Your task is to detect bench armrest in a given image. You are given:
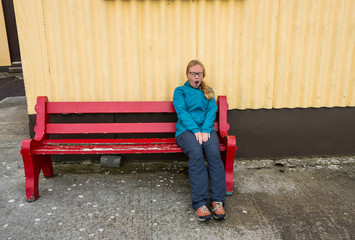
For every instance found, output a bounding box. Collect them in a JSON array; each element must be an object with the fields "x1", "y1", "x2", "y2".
[
  {"x1": 217, "y1": 96, "x2": 230, "y2": 138},
  {"x1": 34, "y1": 96, "x2": 49, "y2": 141},
  {"x1": 221, "y1": 134, "x2": 236, "y2": 149},
  {"x1": 21, "y1": 138, "x2": 43, "y2": 153}
]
